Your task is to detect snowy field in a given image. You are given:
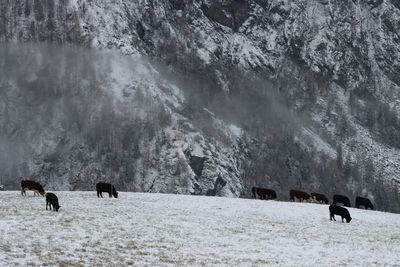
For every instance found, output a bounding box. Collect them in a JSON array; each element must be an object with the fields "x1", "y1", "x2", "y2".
[{"x1": 1, "y1": 192, "x2": 400, "y2": 266}]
